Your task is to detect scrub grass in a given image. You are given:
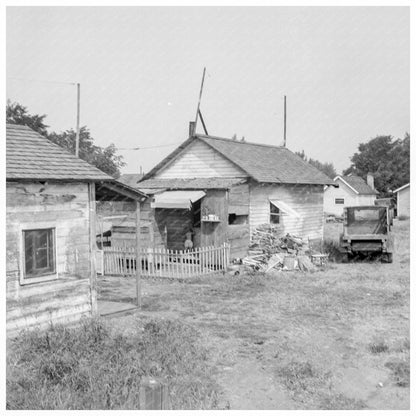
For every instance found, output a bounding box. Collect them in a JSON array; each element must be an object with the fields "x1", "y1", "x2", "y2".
[{"x1": 6, "y1": 318, "x2": 220, "y2": 410}]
